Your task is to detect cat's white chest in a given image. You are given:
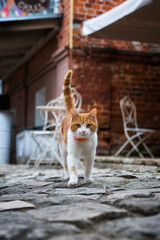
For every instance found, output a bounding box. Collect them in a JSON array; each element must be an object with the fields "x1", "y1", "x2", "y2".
[{"x1": 67, "y1": 129, "x2": 97, "y2": 157}]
